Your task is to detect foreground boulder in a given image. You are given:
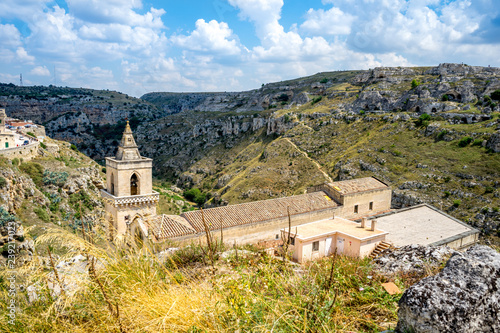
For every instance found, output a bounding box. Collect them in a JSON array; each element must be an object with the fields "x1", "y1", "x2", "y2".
[{"x1": 397, "y1": 245, "x2": 500, "y2": 333}]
